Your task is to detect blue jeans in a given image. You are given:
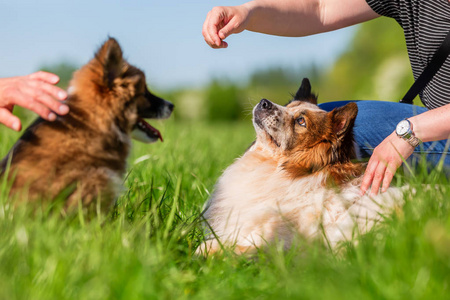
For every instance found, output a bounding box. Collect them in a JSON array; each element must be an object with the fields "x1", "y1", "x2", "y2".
[{"x1": 318, "y1": 100, "x2": 450, "y2": 168}]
